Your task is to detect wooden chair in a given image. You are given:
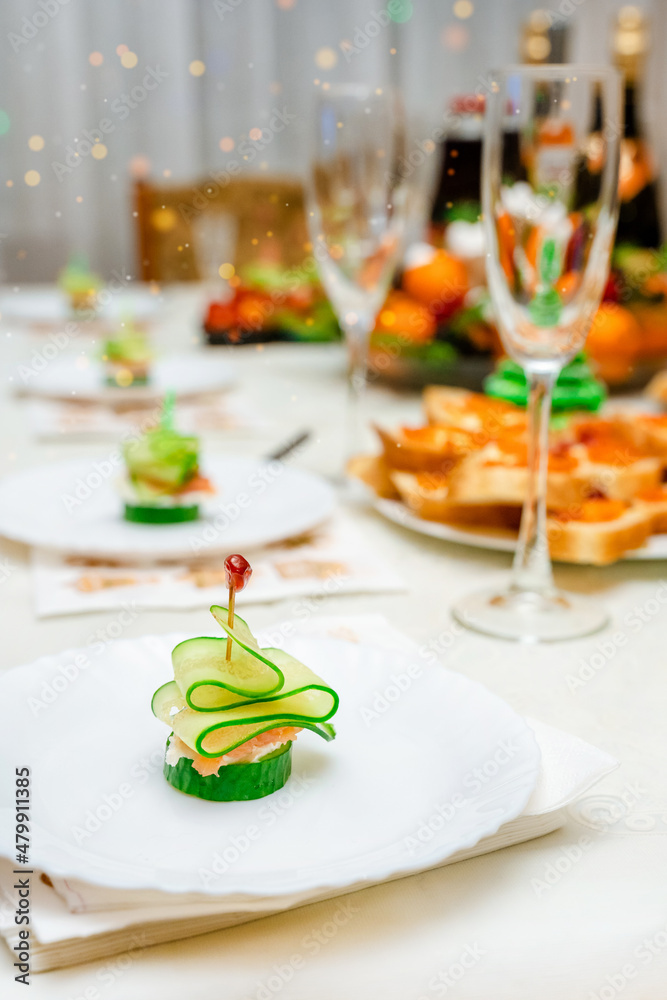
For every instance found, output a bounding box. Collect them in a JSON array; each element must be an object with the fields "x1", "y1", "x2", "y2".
[{"x1": 134, "y1": 175, "x2": 311, "y2": 282}]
